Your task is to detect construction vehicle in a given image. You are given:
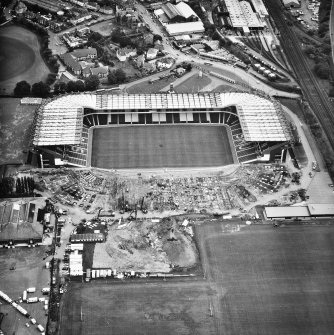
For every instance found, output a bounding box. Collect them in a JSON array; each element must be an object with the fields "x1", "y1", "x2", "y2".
[
  {"x1": 140, "y1": 197, "x2": 148, "y2": 214},
  {"x1": 127, "y1": 207, "x2": 137, "y2": 221}
]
